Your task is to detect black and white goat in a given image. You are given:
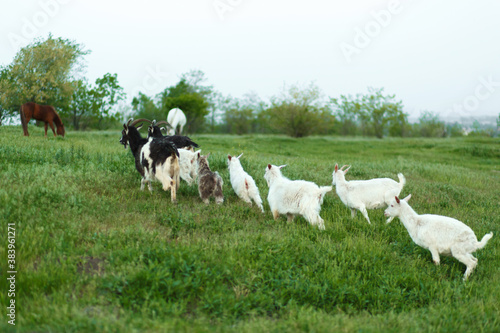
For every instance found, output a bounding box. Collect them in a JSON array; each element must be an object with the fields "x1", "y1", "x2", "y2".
[
  {"x1": 147, "y1": 120, "x2": 199, "y2": 151},
  {"x1": 140, "y1": 135, "x2": 180, "y2": 202},
  {"x1": 119, "y1": 118, "x2": 151, "y2": 182}
]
